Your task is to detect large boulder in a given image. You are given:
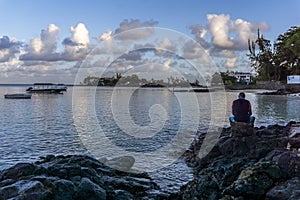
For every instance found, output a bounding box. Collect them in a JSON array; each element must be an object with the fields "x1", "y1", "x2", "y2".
[
  {"x1": 224, "y1": 162, "x2": 285, "y2": 198},
  {"x1": 230, "y1": 121, "x2": 254, "y2": 137}
]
